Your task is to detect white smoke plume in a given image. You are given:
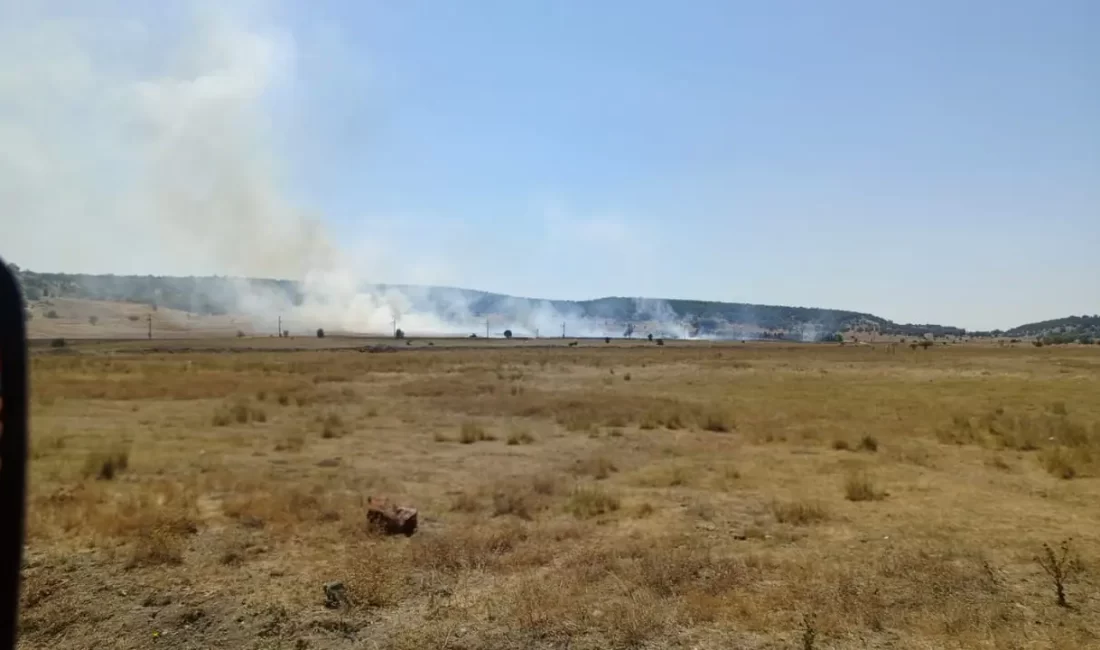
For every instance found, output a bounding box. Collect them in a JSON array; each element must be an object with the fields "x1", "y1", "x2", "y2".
[{"x1": 0, "y1": 1, "x2": 807, "y2": 340}]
